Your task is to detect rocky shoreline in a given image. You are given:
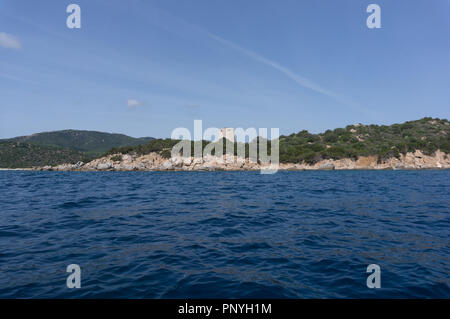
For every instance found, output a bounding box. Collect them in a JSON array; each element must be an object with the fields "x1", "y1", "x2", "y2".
[{"x1": 26, "y1": 149, "x2": 450, "y2": 171}]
